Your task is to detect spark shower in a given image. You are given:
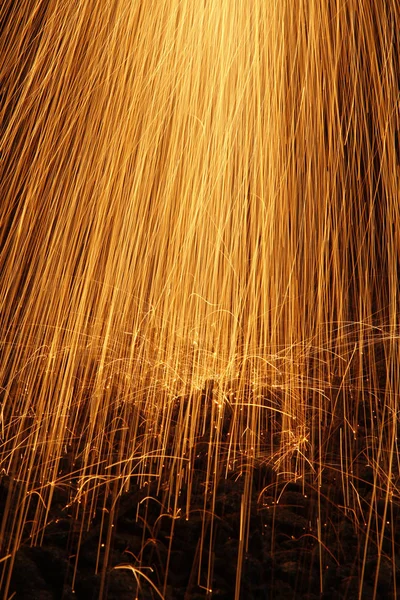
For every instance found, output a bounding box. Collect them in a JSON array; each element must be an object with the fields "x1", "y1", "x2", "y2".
[{"x1": 0, "y1": 1, "x2": 399, "y2": 598}]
